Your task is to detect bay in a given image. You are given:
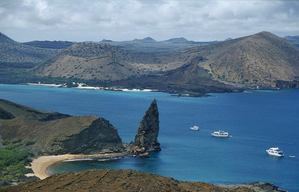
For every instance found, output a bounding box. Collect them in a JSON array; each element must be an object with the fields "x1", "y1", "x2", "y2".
[{"x1": 0, "y1": 84, "x2": 298, "y2": 191}]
